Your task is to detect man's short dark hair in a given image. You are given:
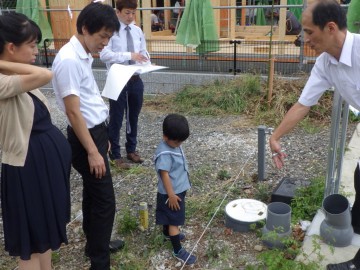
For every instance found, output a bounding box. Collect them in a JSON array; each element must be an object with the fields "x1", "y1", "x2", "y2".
[
  {"x1": 312, "y1": 0, "x2": 347, "y2": 30},
  {"x1": 116, "y1": 0, "x2": 138, "y2": 11},
  {"x1": 77, "y1": 2, "x2": 120, "y2": 35},
  {"x1": 163, "y1": 114, "x2": 190, "y2": 142}
]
